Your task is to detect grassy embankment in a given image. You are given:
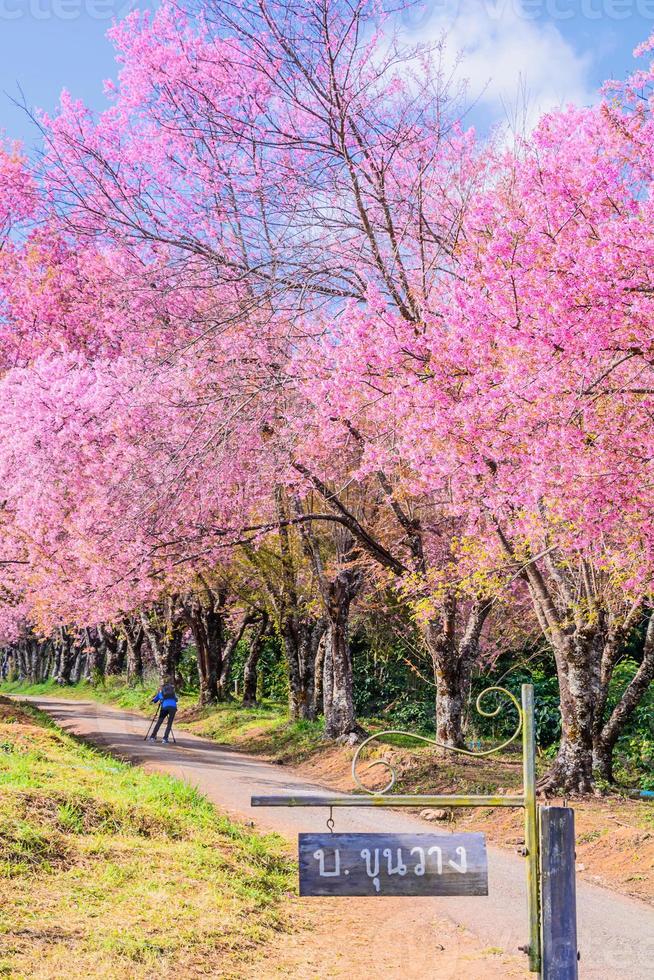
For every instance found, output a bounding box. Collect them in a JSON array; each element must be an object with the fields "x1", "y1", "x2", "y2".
[{"x1": 0, "y1": 695, "x2": 294, "y2": 979}]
